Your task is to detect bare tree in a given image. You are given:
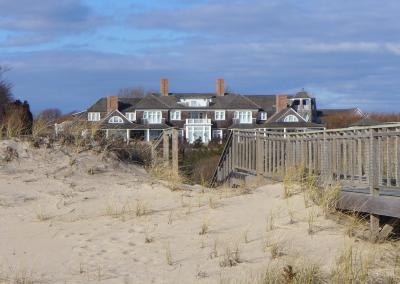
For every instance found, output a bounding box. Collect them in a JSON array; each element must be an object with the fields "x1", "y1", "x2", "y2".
[
  {"x1": 37, "y1": 108, "x2": 62, "y2": 122},
  {"x1": 0, "y1": 66, "x2": 13, "y2": 122},
  {"x1": 118, "y1": 87, "x2": 145, "y2": 98}
]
